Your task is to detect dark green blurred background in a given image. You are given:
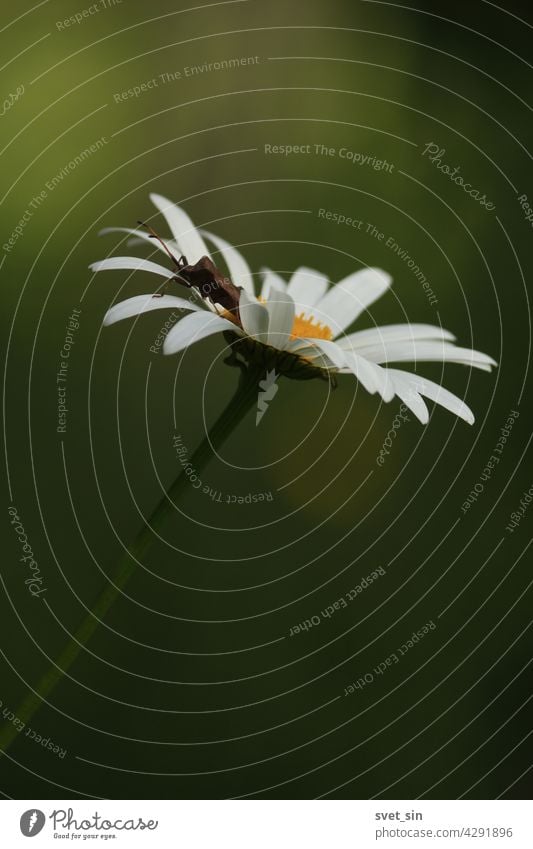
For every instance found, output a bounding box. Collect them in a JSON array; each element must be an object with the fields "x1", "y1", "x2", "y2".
[{"x1": 1, "y1": 0, "x2": 532, "y2": 799}]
